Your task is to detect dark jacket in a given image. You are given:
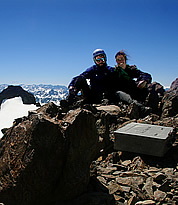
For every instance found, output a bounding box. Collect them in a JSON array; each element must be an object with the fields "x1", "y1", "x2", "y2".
[
  {"x1": 110, "y1": 65, "x2": 152, "y2": 101},
  {"x1": 68, "y1": 64, "x2": 114, "y2": 101},
  {"x1": 112, "y1": 64, "x2": 152, "y2": 85}
]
